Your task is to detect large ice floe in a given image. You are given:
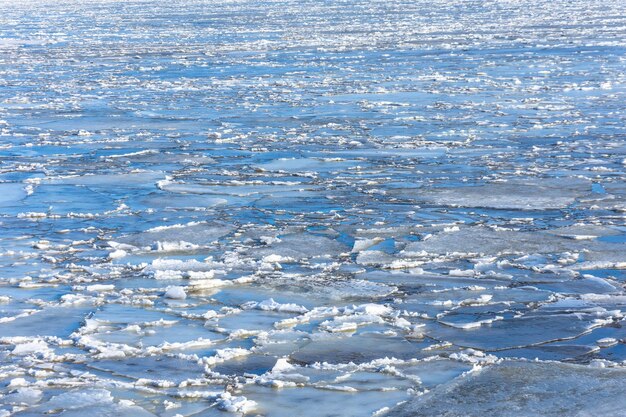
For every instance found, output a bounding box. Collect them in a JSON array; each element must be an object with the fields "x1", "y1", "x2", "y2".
[{"x1": 1, "y1": 0, "x2": 626, "y2": 415}]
